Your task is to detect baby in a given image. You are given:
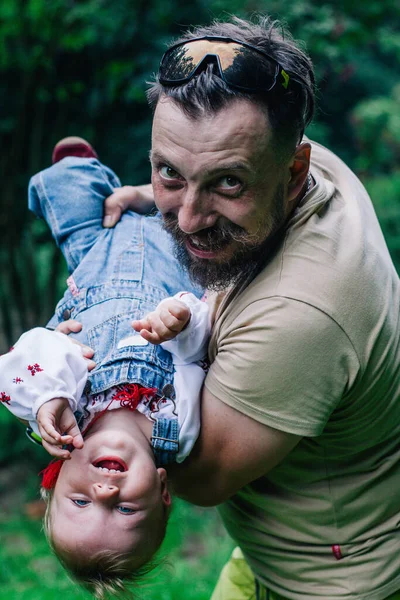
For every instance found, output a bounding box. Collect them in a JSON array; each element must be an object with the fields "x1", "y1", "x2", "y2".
[{"x1": 0, "y1": 138, "x2": 209, "y2": 599}]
